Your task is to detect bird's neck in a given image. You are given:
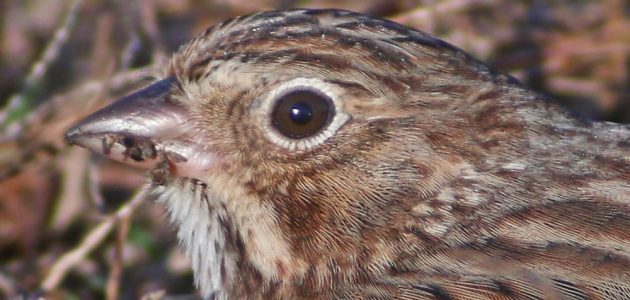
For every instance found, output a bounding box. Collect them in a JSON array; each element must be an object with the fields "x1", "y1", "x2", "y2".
[
  {"x1": 152, "y1": 177, "x2": 307, "y2": 299},
  {"x1": 152, "y1": 179, "x2": 230, "y2": 298}
]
